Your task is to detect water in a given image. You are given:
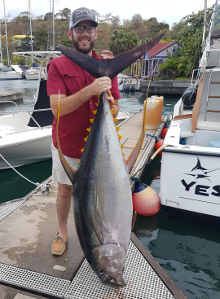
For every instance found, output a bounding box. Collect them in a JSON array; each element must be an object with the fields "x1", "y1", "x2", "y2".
[{"x1": 1, "y1": 81, "x2": 219, "y2": 299}]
